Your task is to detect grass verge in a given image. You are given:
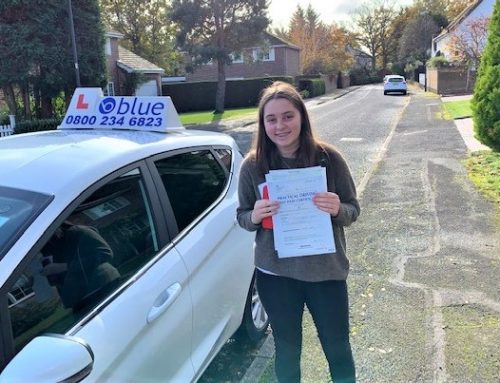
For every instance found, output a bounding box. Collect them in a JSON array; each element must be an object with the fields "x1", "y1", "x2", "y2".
[
  {"x1": 442, "y1": 99, "x2": 472, "y2": 119},
  {"x1": 179, "y1": 107, "x2": 257, "y2": 125},
  {"x1": 463, "y1": 150, "x2": 500, "y2": 212}
]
